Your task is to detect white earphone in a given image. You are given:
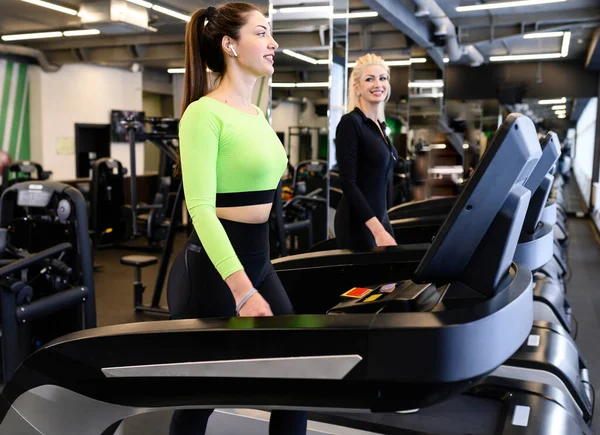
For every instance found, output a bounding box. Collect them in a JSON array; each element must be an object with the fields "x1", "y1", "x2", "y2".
[{"x1": 230, "y1": 46, "x2": 238, "y2": 57}]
